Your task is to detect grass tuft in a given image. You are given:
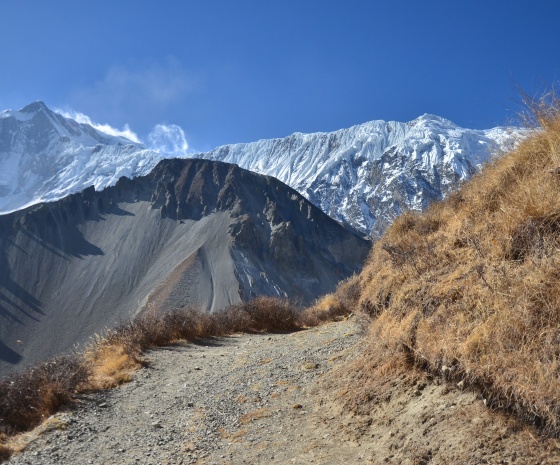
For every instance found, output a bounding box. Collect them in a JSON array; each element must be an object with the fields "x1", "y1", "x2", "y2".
[{"x1": 302, "y1": 275, "x2": 360, "y2": 325}]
